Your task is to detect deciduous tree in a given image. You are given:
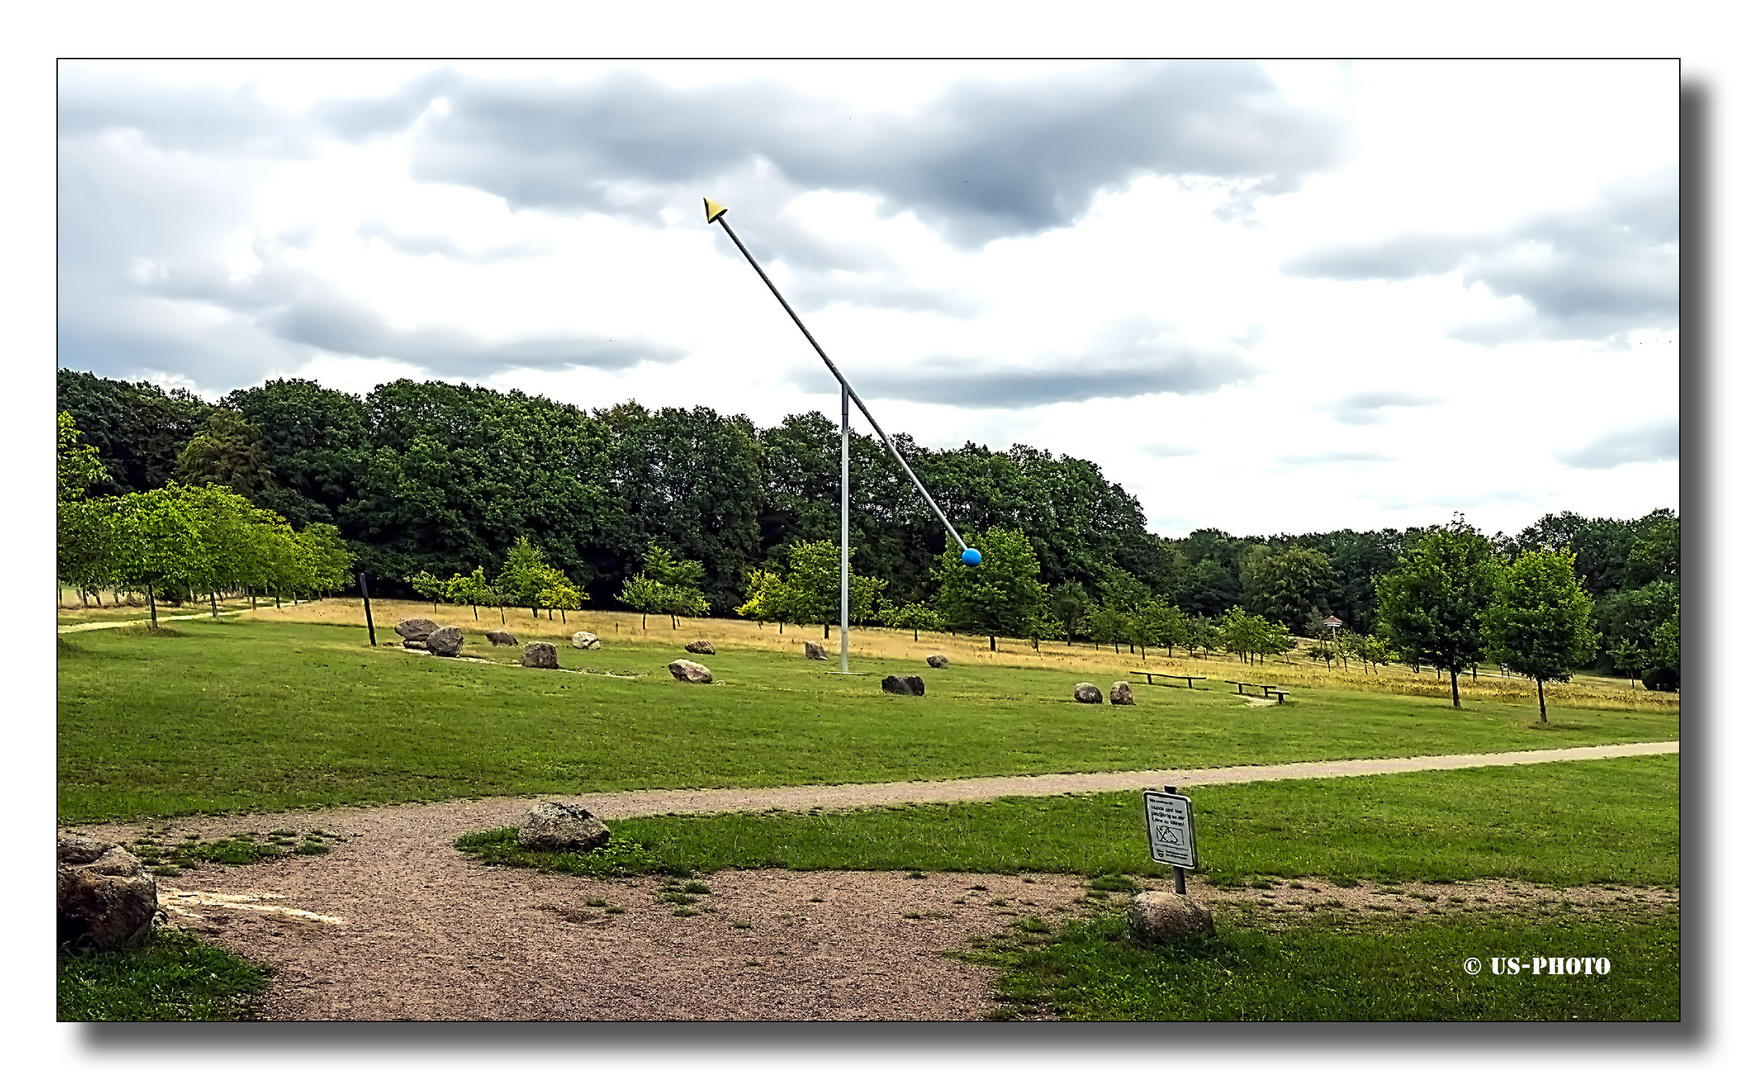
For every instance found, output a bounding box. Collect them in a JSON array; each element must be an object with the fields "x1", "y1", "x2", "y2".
[
  {"x1": 1375, "y1": 515, "x2": 1500, "y2": 708},
  {"x1": 1481, "y1": 547, "x2": 1596, "y2": 724}
]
